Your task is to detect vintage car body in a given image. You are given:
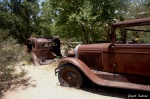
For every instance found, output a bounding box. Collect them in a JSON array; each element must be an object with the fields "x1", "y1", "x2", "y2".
[
  {"x1": 55, "y1": 18, "x2": 150, "y2": 91},
  {"x1": 27, "y1": 37, "x2": 62, "y2": 65}
]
